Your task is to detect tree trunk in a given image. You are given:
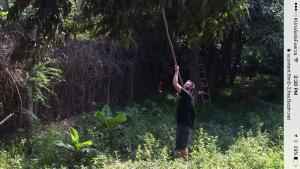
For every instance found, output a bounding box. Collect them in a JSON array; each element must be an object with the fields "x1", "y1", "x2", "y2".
[
  {"x1": 230, "y1": 31, "x2": 244, "y2": 84},
  {"x1": 222, "y1": 34, "x2": 233, "y2": 86},
  {"x1": 25, "y1": 84, "x2": 33, "y2": 132},
  {"x1": 207, "y1": 46, "x2": 220, "y2": 92},
  {"x1": 188, "y1": 41, "x2": 202, "y2": 105}
]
